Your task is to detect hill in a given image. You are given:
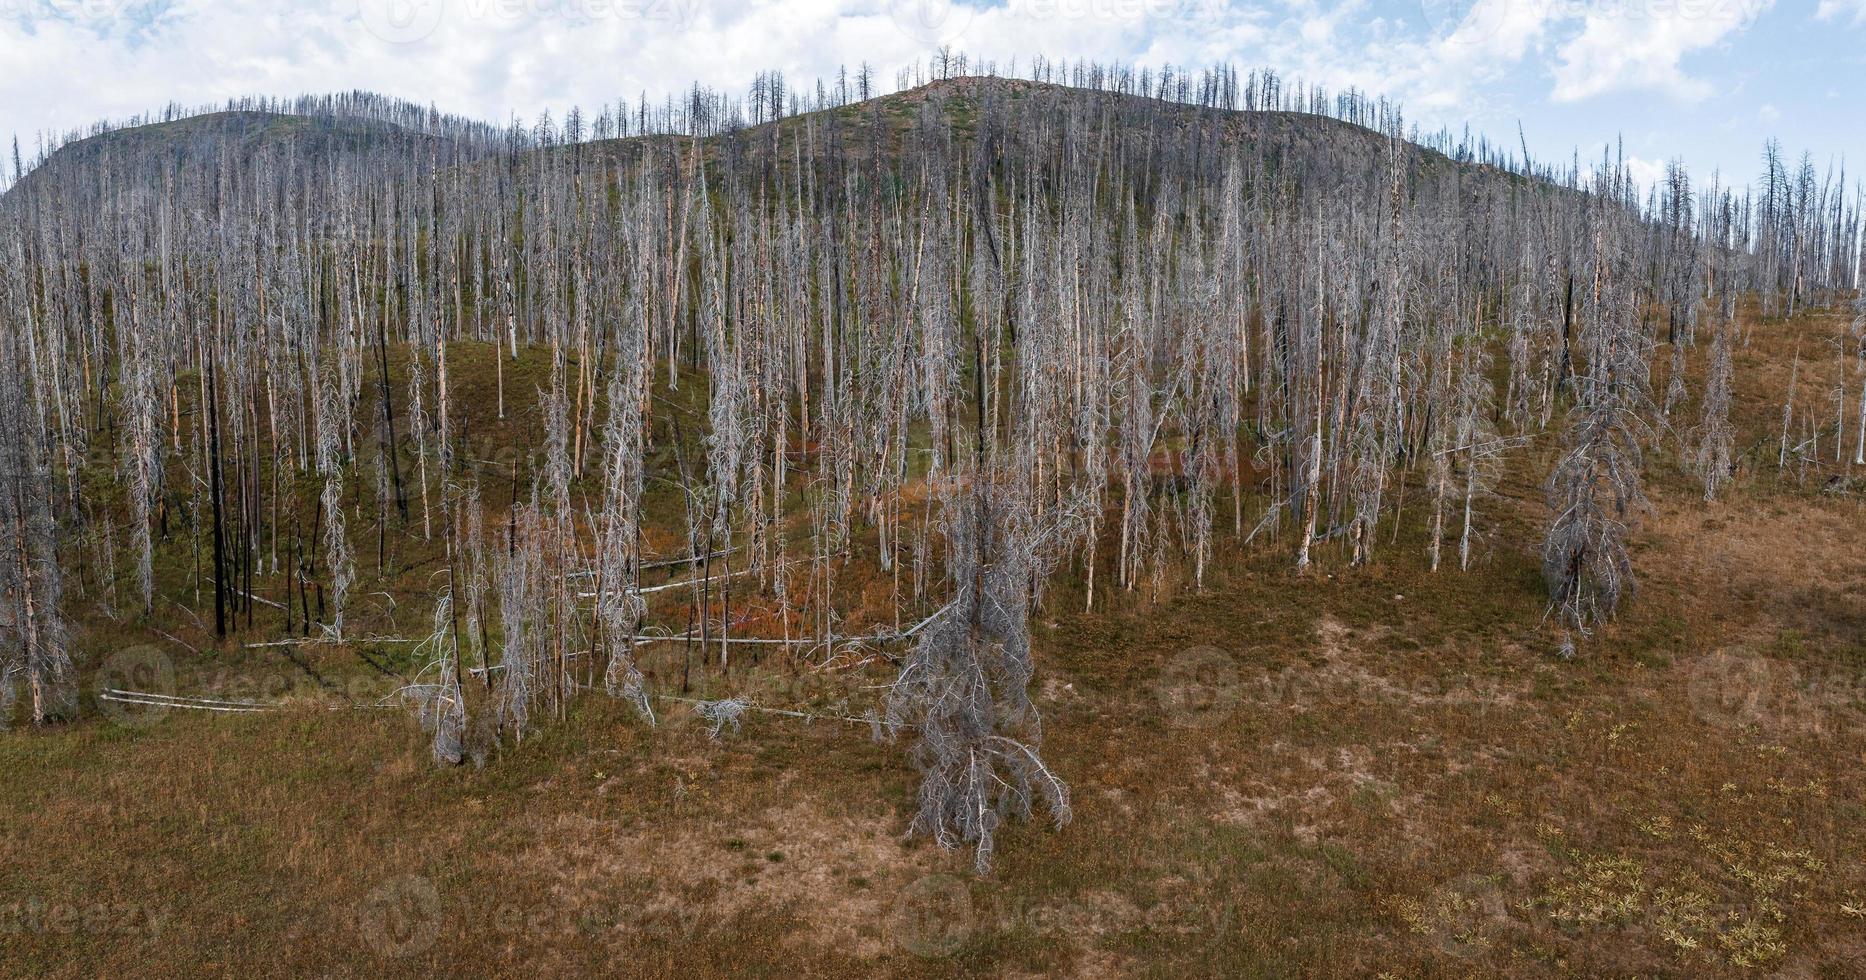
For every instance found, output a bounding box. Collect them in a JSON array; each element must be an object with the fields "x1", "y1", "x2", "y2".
[{"x1": 0, "y1": 72, "x2": 1861, "y2": 977}]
